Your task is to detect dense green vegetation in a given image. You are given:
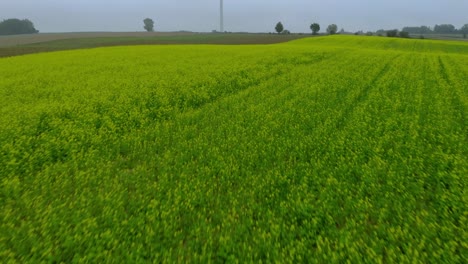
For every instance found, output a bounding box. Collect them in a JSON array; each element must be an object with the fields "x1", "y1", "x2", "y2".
[{"x1": 0, "y1": 36, "x2": 467, "y2": 262}]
